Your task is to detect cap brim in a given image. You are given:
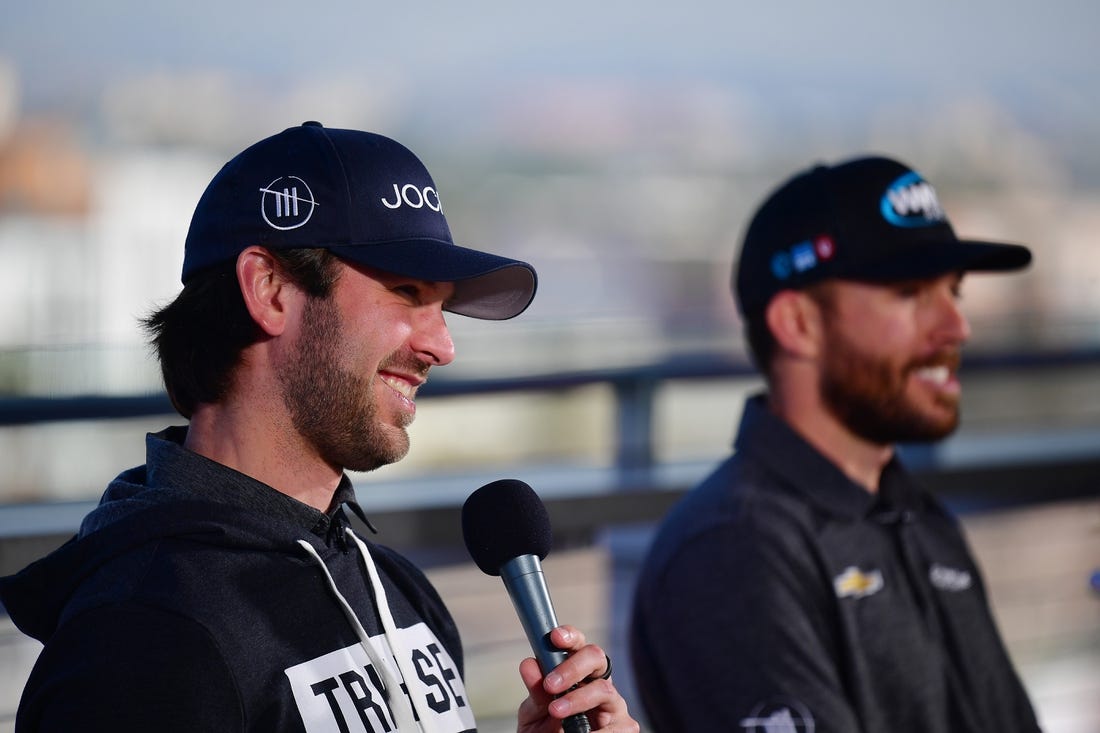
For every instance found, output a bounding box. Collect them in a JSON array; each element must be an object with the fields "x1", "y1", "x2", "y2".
[
  {"x1": 841, "y1": 239, "x2": 1032, "y2": 282},
  {"x1": 328, "y1": 239, "x2": 537, "y2": 320}
]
